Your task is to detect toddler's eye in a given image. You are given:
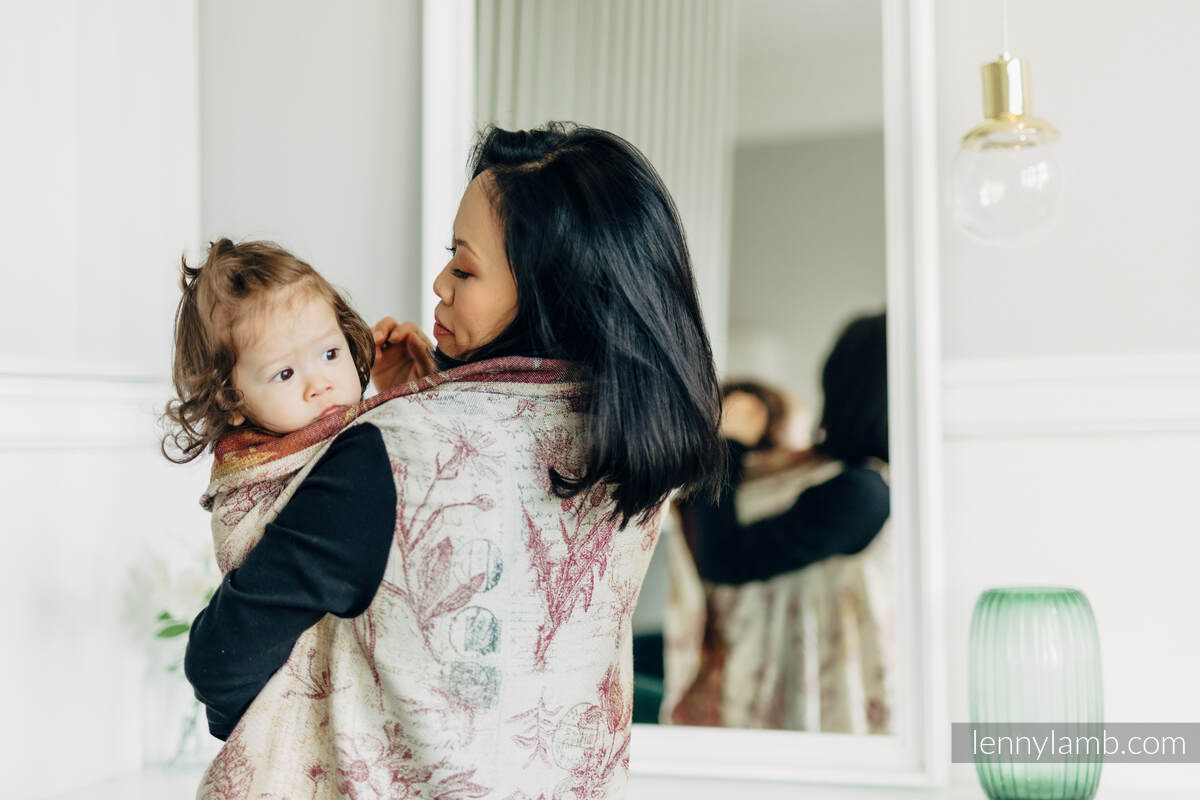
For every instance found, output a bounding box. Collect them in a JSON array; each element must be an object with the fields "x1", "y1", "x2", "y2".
[
  {"x1": 445, "y1": 245, "x2": 457, "y2": 256},
  {"x1": 272, "y1": 367, "x2": 294, "y2": 382},
  {"x1": 451, "y1": 268, "x2": 470, "y2": 279},
  {"x1": 323, "y1": 348, "x2": 339, "y2": 361}
]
